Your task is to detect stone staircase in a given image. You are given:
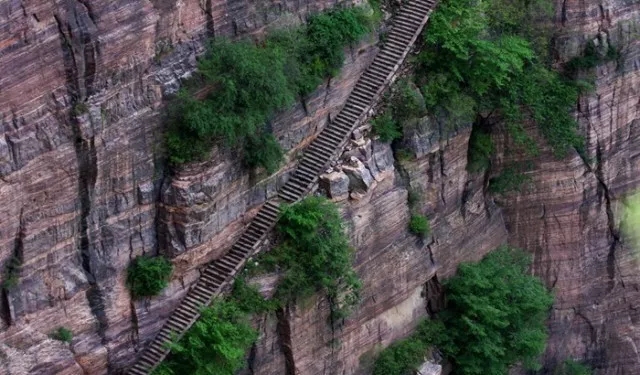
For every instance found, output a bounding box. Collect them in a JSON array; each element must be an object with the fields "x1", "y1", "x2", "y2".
[{"x1": 127, "y1": 0, "x2": 436, "y2": 373}]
